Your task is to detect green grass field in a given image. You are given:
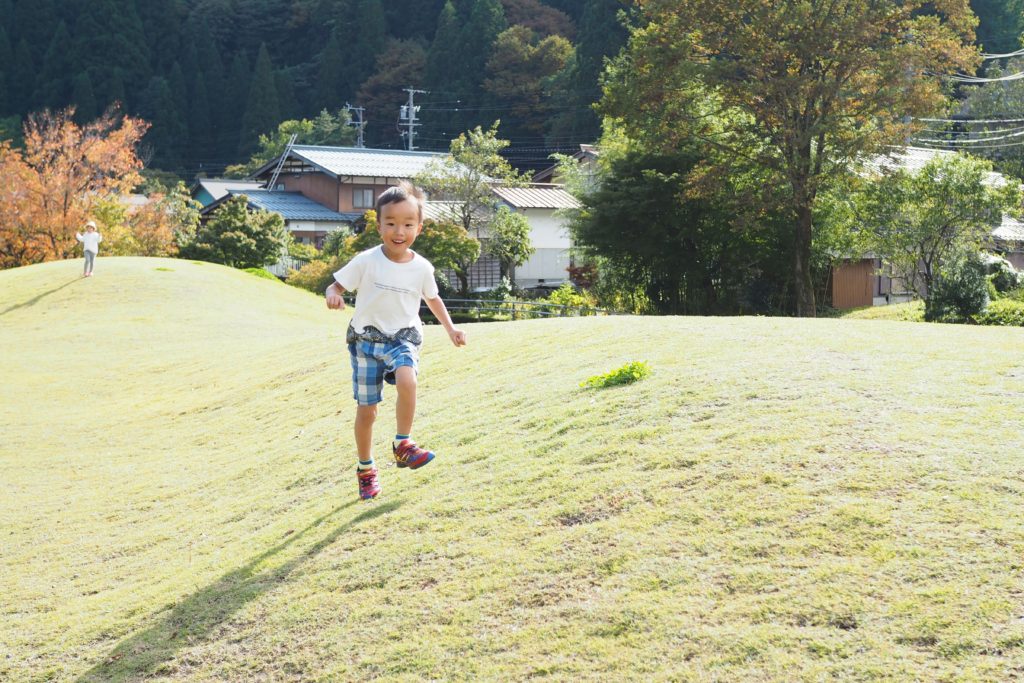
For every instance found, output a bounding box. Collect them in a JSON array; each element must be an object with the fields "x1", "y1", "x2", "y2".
[{"x1": 2, "y1": 257, "x2": 1023, "y2": 682}]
